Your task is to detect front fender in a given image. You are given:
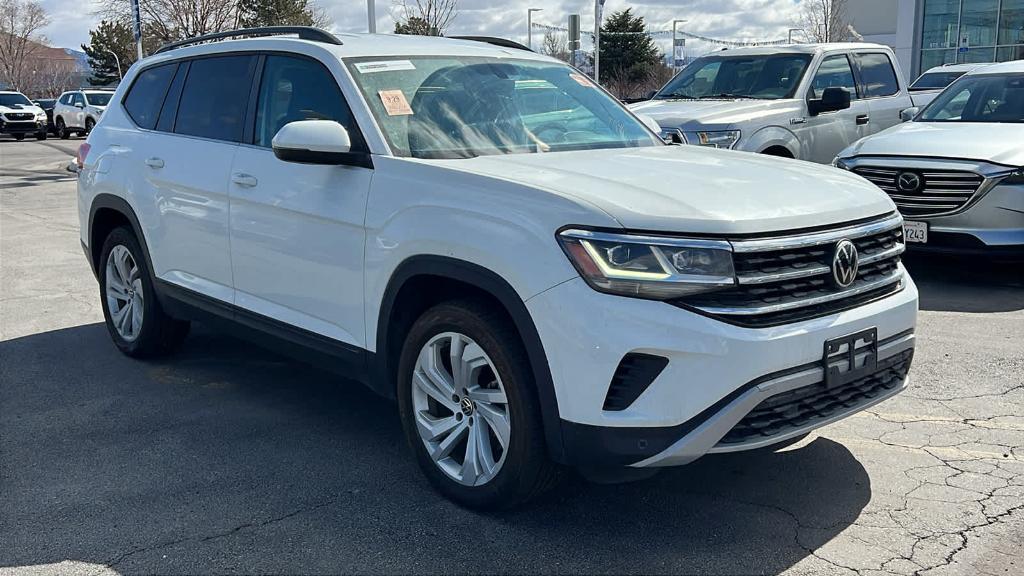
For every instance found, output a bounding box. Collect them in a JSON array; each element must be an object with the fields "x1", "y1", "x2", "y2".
[{"x1": 742, "y1": 125, "x2": 800, "y2": 158}]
